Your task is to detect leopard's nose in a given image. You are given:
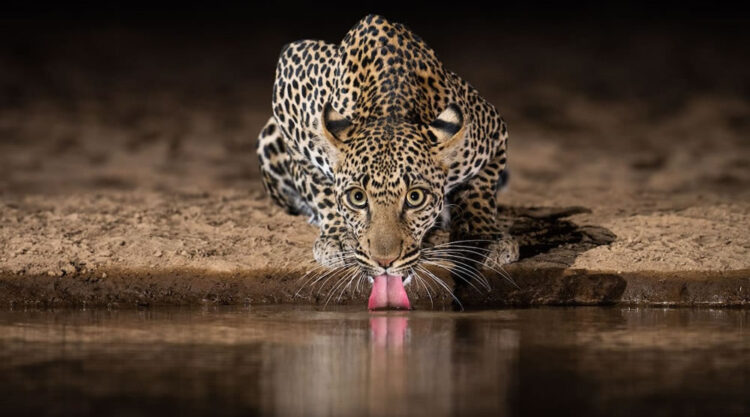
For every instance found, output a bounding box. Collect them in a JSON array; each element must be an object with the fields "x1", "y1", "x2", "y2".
[{"x1": 373, "y1": 256, "x2": 397, "y2": 268}]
